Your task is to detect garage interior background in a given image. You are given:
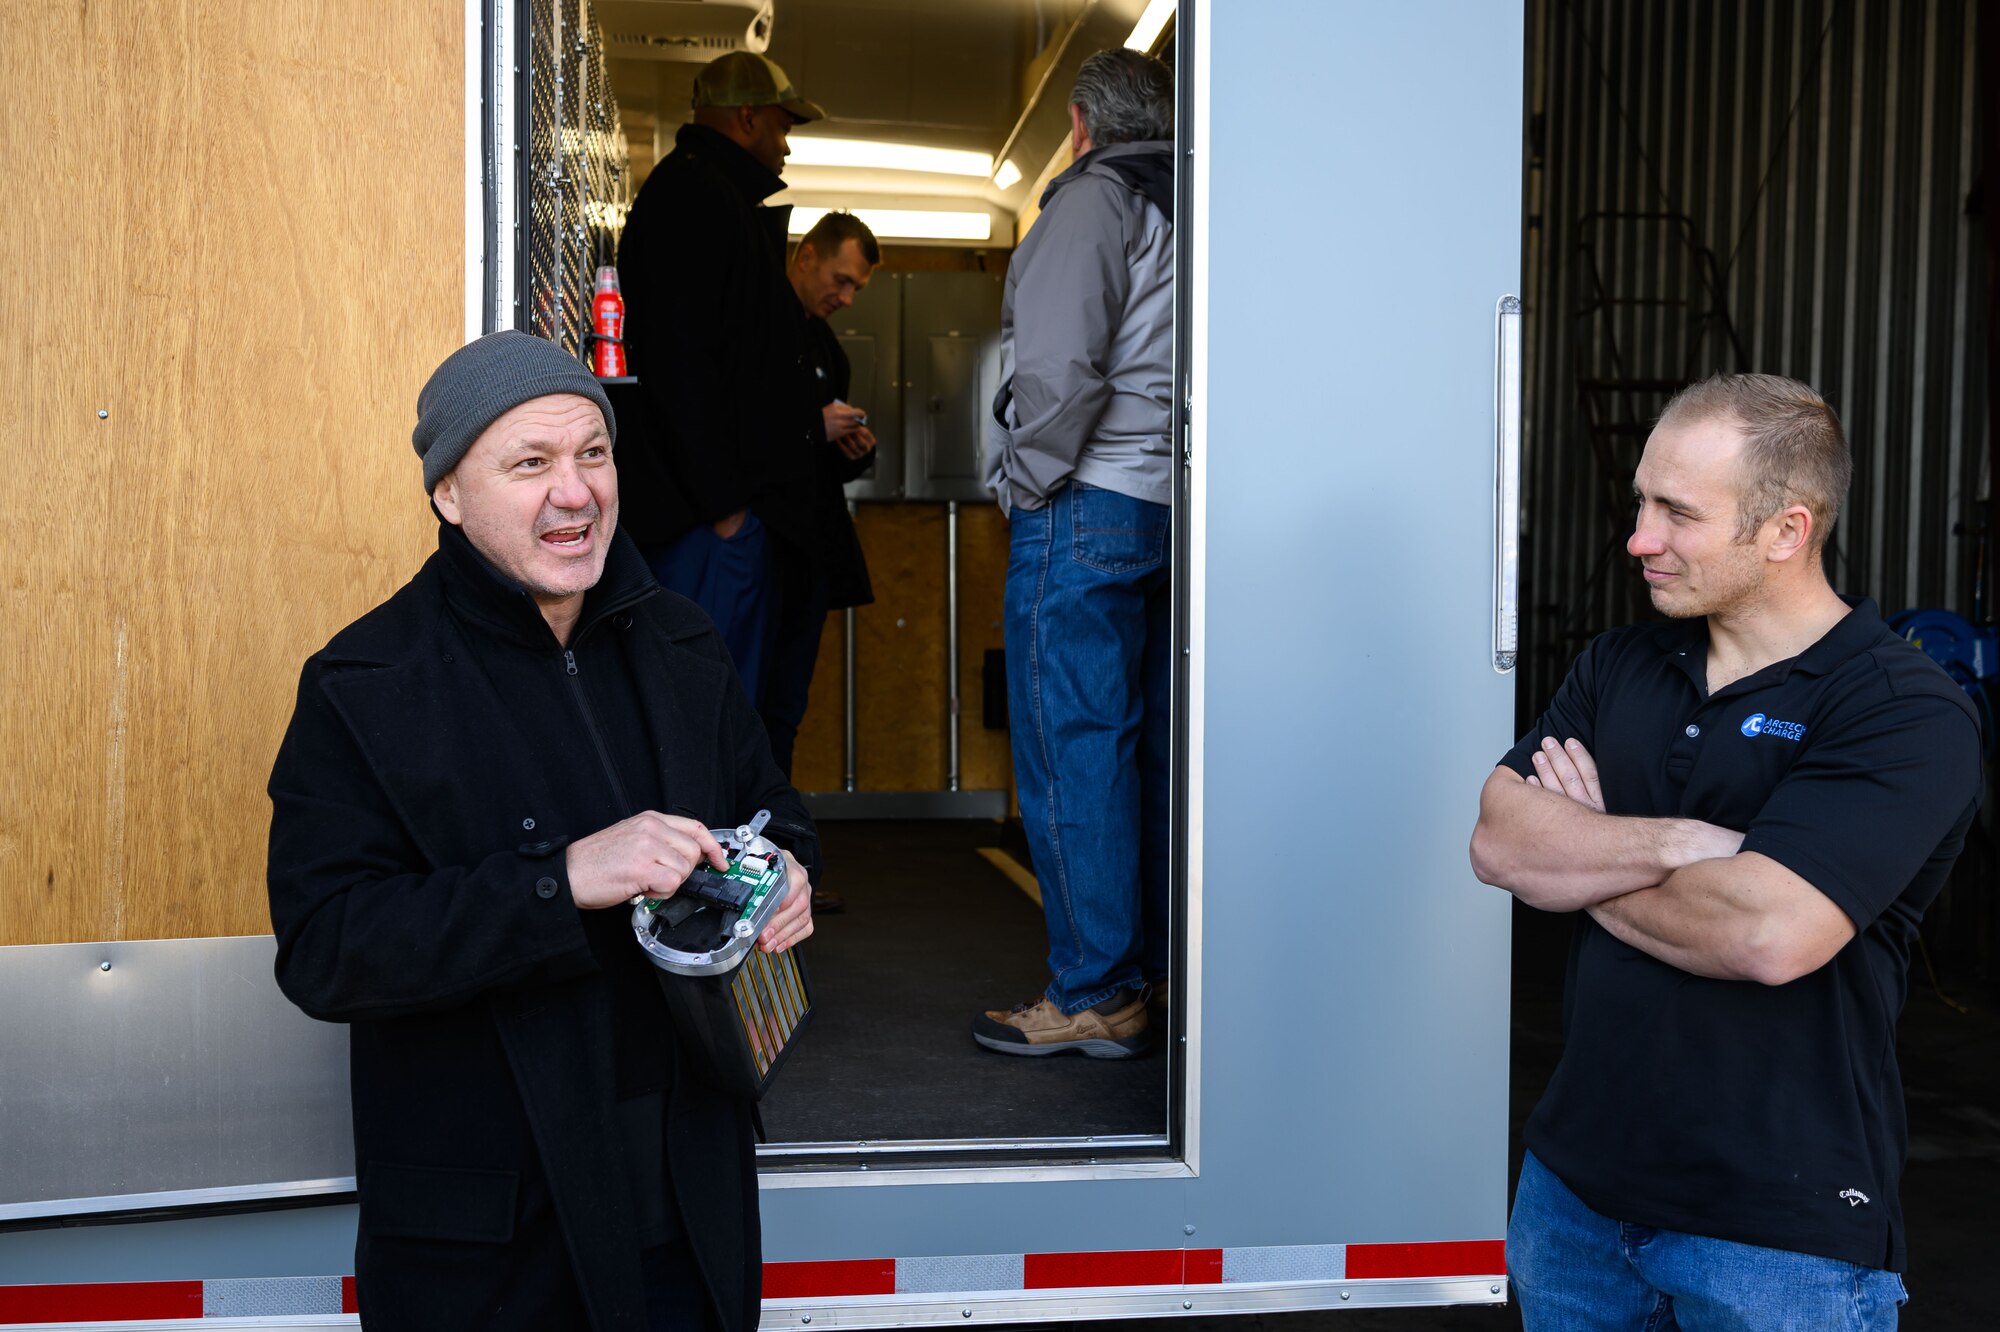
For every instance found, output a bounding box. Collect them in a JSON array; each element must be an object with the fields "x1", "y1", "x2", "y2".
[{"x1": 1518, "y1": 0, "x2": 1996, "y2": 991}]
